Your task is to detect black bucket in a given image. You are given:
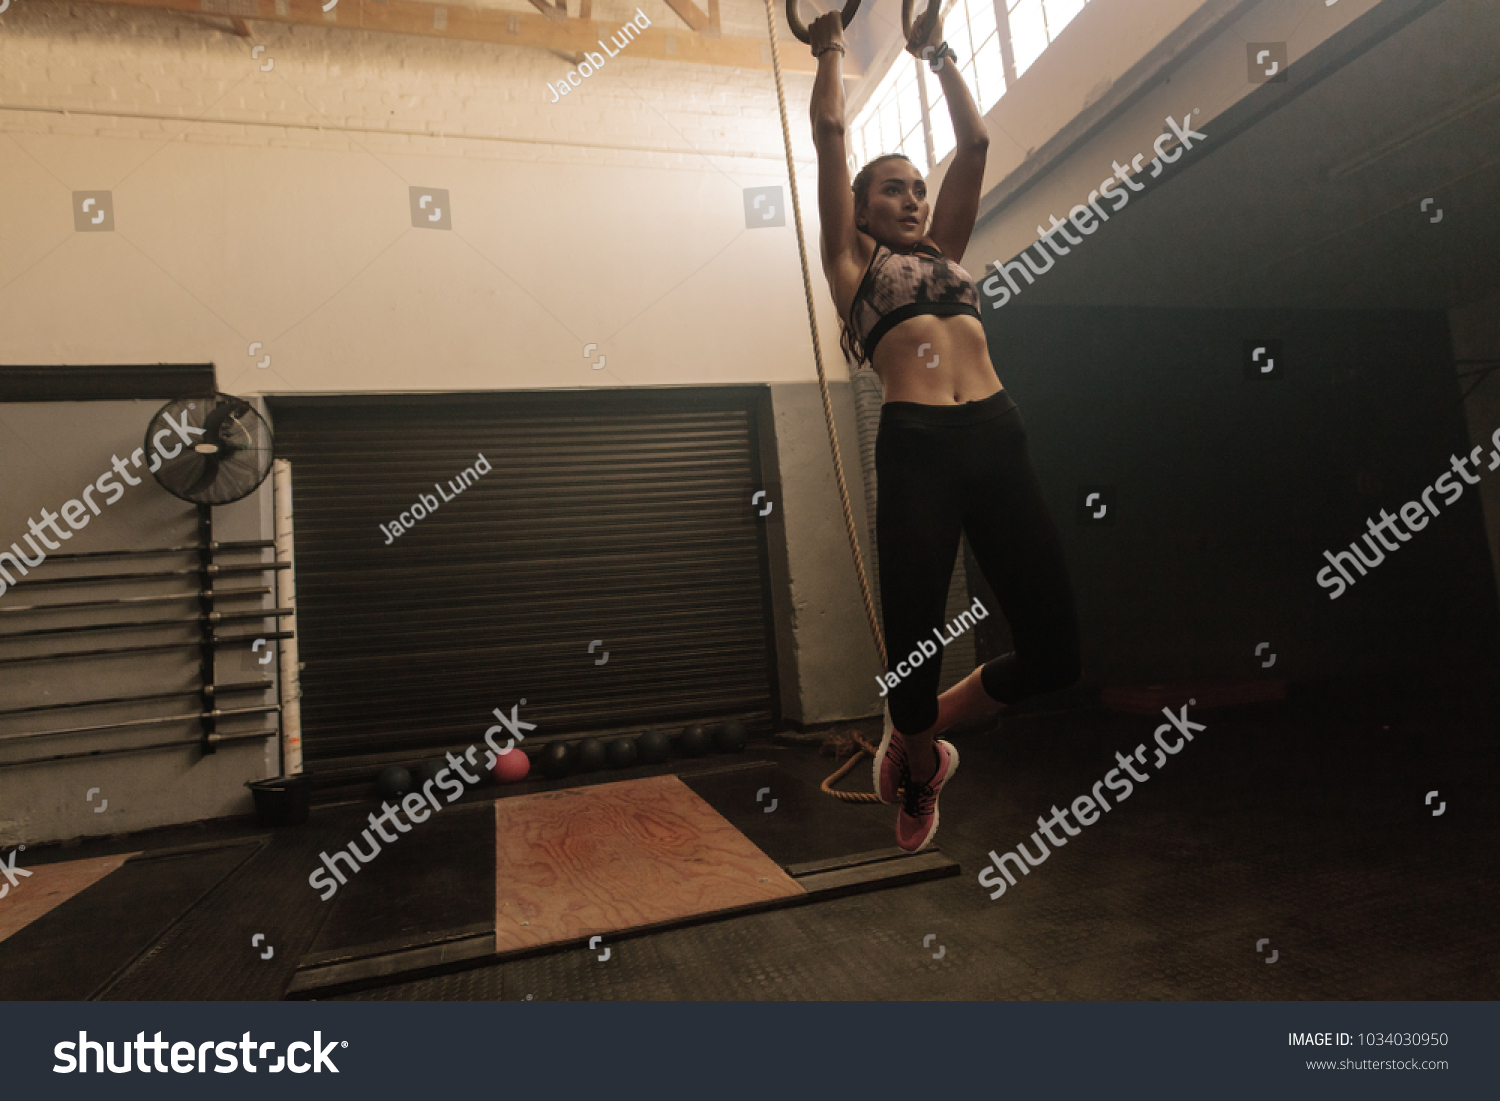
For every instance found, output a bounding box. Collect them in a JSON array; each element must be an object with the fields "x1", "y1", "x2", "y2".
[{"x1": 246, "y1": 775, "x2": 310, "y2": 827}]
